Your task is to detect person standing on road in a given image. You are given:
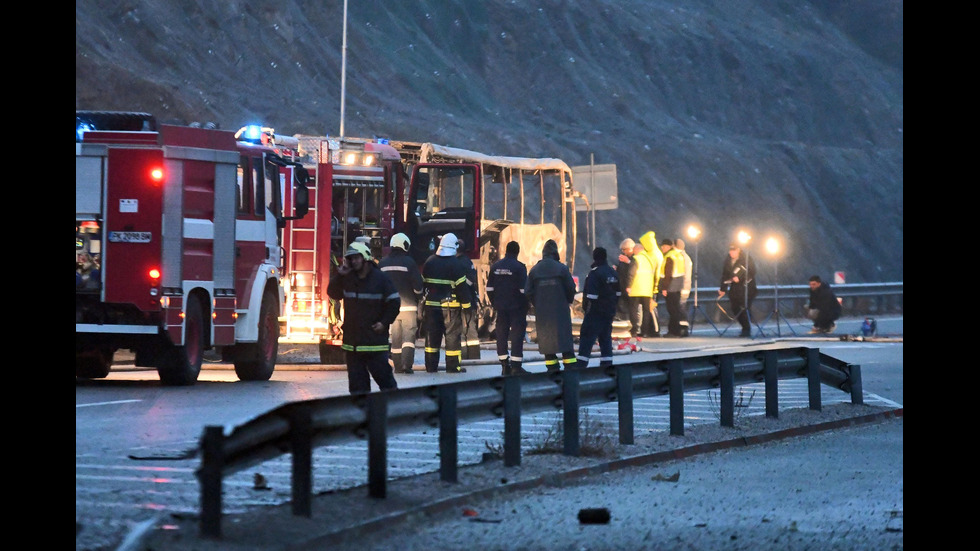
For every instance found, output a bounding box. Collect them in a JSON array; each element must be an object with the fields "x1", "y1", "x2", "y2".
[
  {"x1": 806, "y1": 275, "x2": 842, "y2": 333},
  {"x1": 718, "y1": 243, "x2": 757, "y2": 337},
  {"x1": 456, "y1": 239, "x2": 482, "y2": 360},
  {"x1": 421, "y1": 233, "x2": 471, "y2": 373},
  {"x1": 486, "y1": 240, "x2": 530, "y2": 376},
  {"x1": 659, "y1": 238, "x2": 690, "y2": 337},
  {"x1": 378, "y1": 233, "x2": 424, "y2": 374},
  {"x1": 632, "y1": 231, "x2": 662, "y2": 338},
  {"x1": 576, "y1": 247, "x2": 620, "y2": 368},
  {"x1": 615, "y1": 238, "x2": 635, "y2": 326},
  {"x1": 326, "y1": 242, "x2": 400, "y2": 394},
  {"x1": 526, "y1": 239, "x2": 578, "y2": 372}
]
